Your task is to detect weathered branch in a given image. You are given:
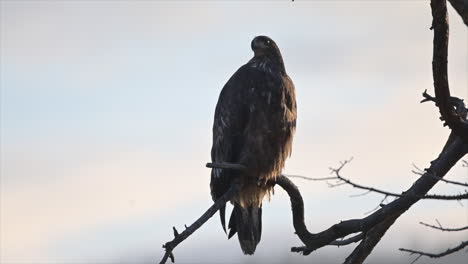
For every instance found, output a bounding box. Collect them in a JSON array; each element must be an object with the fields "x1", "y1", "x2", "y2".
[
  {"x1": 399, "y1": 240, "x2": 468, "y2": 262},
  {"x1": 343, "y1": 213, "x2": 399, "y2": 264},
  {"x1": 277, "y1": 136, "x2": 467, "y2": 260},
  {"x1": 421, "y1": 91, "x2": 468, "y2": 137},
  {"x1": 421, "y1": 90, "x2": 468, "y2": 130},
  {"x1": 159, "y1": 183, "x2": 240, "y2": 264},
  {"x1": 431, "y1": 0, "x2": 468, "y2": 142},
  {"x1": 286, "y1": 3, "x2": 468, "y2": 262},
  {"x1": 160, "y1": 138, "x2": 465, "y2": 264}
]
